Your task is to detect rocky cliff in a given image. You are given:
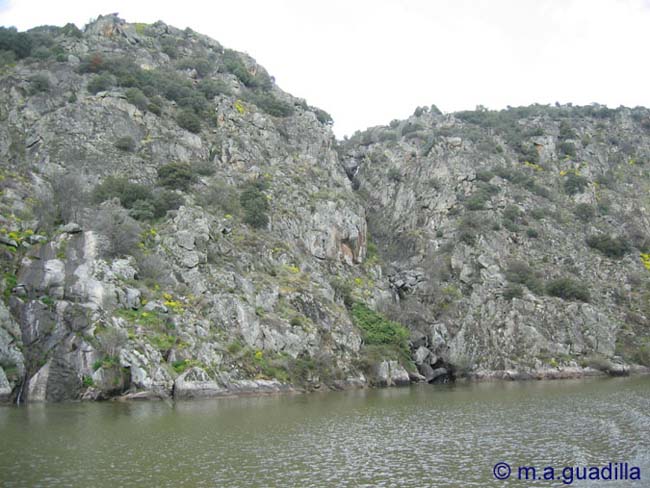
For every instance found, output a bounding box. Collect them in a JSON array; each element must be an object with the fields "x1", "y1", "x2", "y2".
[{"x1": 0, "y1": 15, "x2": 649, "y2": 402}]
